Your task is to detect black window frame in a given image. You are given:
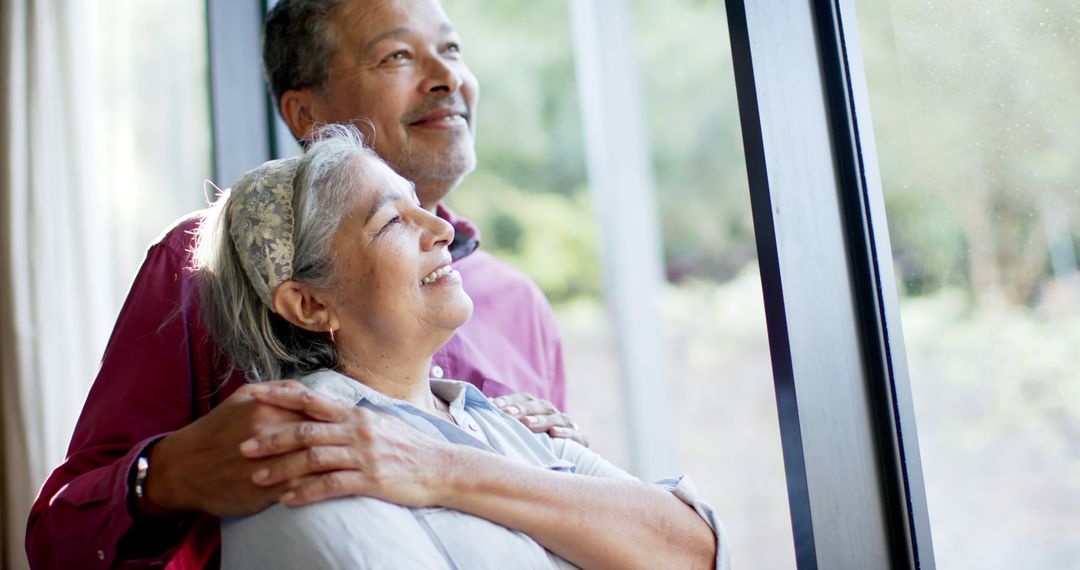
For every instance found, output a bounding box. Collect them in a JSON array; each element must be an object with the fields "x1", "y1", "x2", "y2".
[{"x1": 725, "y1": 0, "x2": 934, "y2": 566}]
